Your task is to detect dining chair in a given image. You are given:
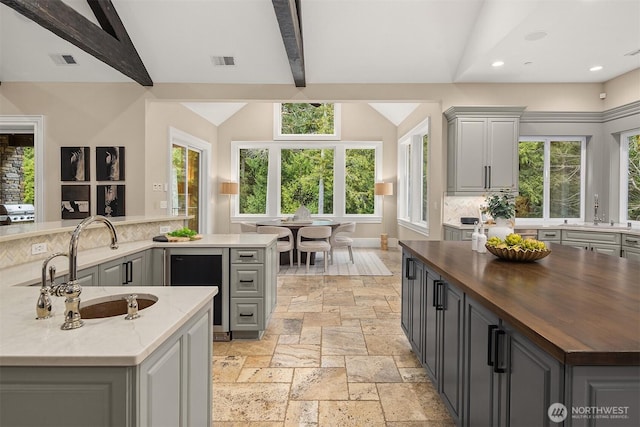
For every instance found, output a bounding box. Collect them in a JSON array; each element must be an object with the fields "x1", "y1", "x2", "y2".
[
  {"x1": 297, "y1": 226, "x2": 332, "y2": 273},
  {"x1": 329, "y1": 222, "x2": 356, "y2": 264},
  {"x1": 239, "y1": 222, "x2": 257, "y2": 233},
  {"x1": 257, "y1": 226, "x2": 294, "y2": 268}
]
